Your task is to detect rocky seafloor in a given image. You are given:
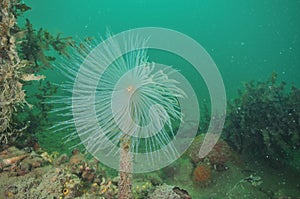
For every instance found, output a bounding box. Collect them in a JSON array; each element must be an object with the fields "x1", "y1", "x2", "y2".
[
  {"x1": 0, "y1": 145, "x2": 192, "y2": 199},
  {"x1": 1, "y1": 136, "x2": 300, "y2": 199}
]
